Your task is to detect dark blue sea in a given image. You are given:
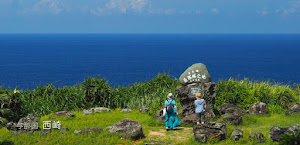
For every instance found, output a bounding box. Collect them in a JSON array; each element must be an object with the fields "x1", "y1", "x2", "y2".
[{"x1": 0, "y1": 34, "x2": 299, "y2": 89}]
